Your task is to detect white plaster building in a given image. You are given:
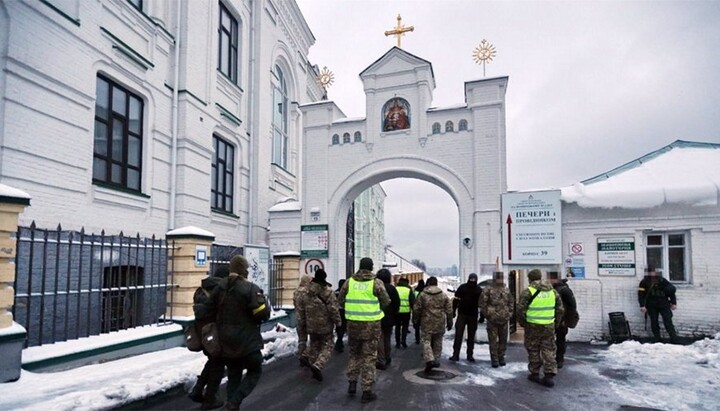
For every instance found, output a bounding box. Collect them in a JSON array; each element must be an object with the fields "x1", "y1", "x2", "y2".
[
  {"x1": 353, "y1": 185, "x2": 386, "y2": 270},
  {"x1": 0, "y1": 0, "x2": 323, "y2": 245}
]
